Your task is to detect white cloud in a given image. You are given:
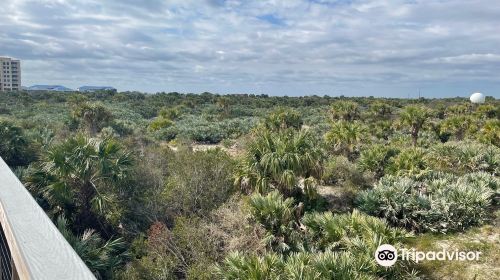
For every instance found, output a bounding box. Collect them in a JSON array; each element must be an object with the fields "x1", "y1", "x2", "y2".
[{"x1": 0, "y1": 0, "x2": 499, "y2": 97}]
